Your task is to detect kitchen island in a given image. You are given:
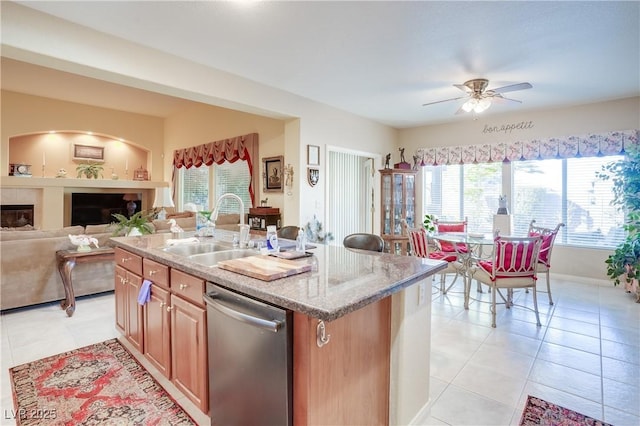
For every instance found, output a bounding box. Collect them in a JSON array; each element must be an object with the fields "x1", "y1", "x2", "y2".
[{"x1": 110, "y1": 231, "x2": 446, "y2": 425}]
